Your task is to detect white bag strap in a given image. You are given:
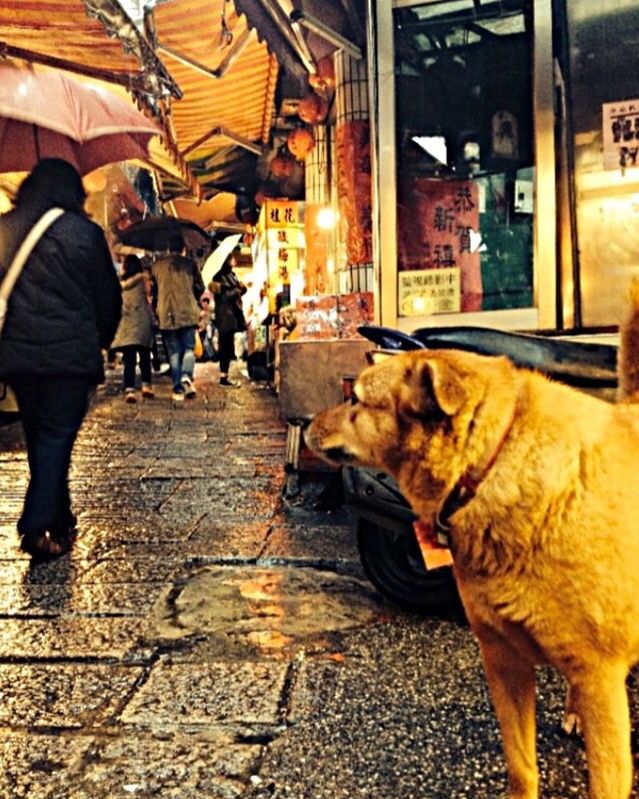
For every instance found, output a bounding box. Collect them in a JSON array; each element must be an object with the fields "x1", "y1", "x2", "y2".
[{"x1": 0, "y1": 207, "x2": 65, "y2": 302}]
